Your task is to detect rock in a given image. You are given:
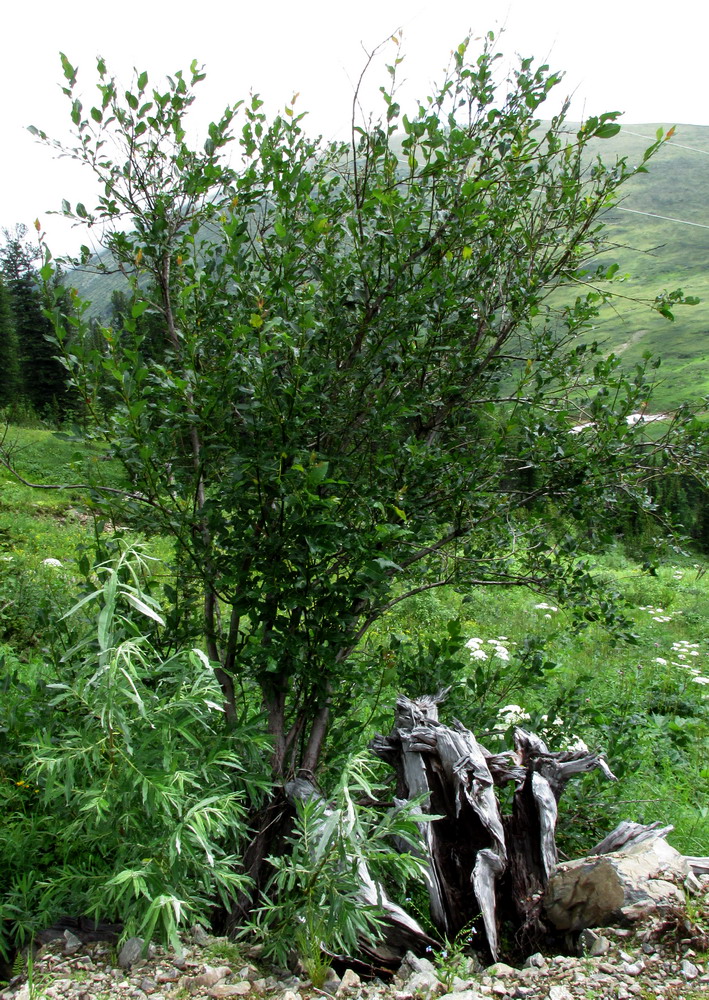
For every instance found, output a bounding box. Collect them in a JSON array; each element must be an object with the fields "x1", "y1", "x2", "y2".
[
  {"x1": 522, "y1": 953, "x2": 547, "y2": 969},
  {"x1": 397, "y1": 952, "x2": 439, "y2": 981},
  {"x1": 336, "y1": 969, "x2": 362, "y2": 995},
  {"x1": 319, "y1": 968, "x2": 341, "y2": 995},
  {"x1": 63, "y1": 929, "x2": 82, "y2": 955},
  {"x1": 119, "y1": 938, "x2": 145, "y2": 969},
  {"x1": 621, "y1": 961, "x2": 645, "y2": 976},
  {"x1": 404, "y1": 970, "x2": 441, "y2": 997},
  {"x1": 681, "y1": 959, "x2": 699, "y2": 979},
  {"x1": 207, "y1": 986, "x2": 252, "y2": 998},
  {"x1": 578, "y1": 929, "x2": 609, "y2": 956},
  {"x1": 191, "y1": 924, "x2": 211, "y2": 946},
  {"x1": 547, "y1": 988, "x2": 575, "y2": 1000},
  {"x1": 544, "y1": 838, "x2": 689, "y2": 931},
  {"x1": 279, "y1": 991, "x2": 302, "y2": 1000},
  {"x1": 139, "y1": 977, "x2": 158, "y2": 993},
  {"x1": 438, "y1": 991, "x2": 488, "y2": 1000},
  {"x1": 183, "y1": 965, "x2": 232, "y2": 991},
  {"x1": 486, "y1": 962, "x2": 517, "y2": 978}
]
